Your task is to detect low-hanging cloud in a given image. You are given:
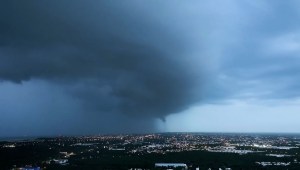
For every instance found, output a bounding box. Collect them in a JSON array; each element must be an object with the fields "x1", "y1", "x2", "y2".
[
  {"x1": 0, "y1": 1, "x2": 205, "y2": 123},
  {"x1": 2, "y1": 0, "x2": 300, "y2": 135}
]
